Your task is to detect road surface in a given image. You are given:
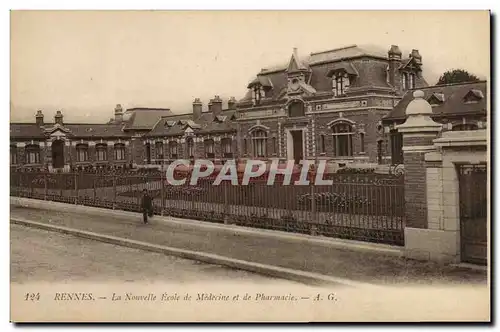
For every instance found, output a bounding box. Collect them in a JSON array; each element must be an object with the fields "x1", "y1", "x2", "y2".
[{"x1": 11, "y1": 224, "x2": 297, "y2": 284}]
